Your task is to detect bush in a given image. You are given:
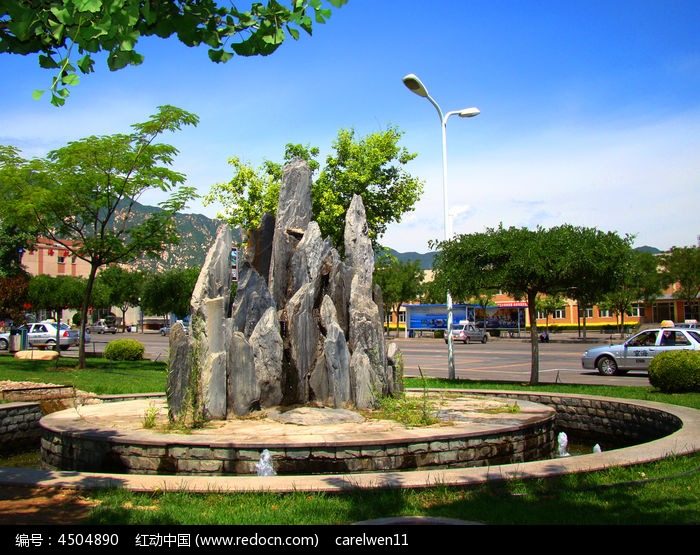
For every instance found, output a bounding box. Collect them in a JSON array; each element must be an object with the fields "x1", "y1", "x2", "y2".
[
  {"x1": 648, "y1": 350, "x2": 700, "y2": 393},
  {"x1": 103, "y1": 339, "x2": 145, "y2": 361}
]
